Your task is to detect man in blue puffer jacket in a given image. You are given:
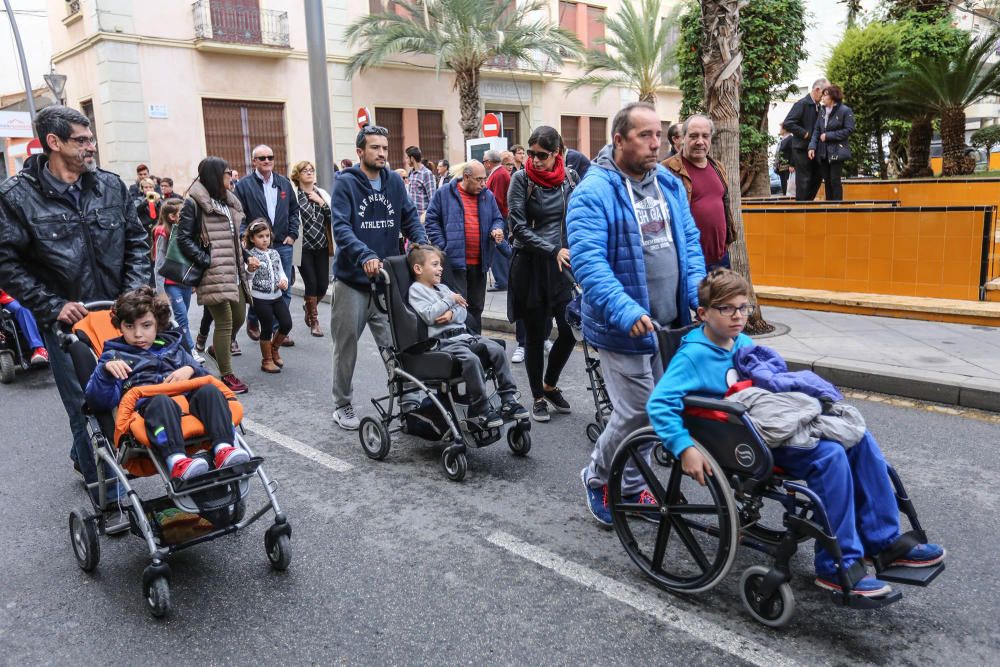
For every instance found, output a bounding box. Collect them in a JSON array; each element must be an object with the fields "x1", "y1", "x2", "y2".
[
  {"x1": 568, "y1": 102, "x2": 707, "y2": 527},
  {"x1": 425, "y1": 160, "x2": 505, "y2": 333}
]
